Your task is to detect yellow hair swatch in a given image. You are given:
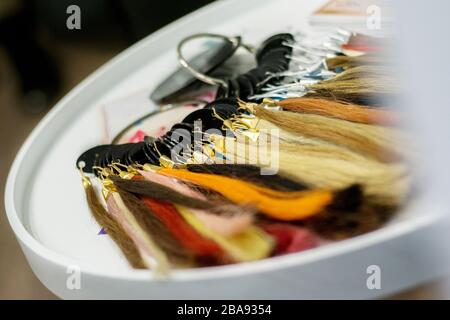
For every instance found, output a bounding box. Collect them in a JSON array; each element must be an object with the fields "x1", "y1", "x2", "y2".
[{"x1": 176, "y1": 205, "x2": 274, "y2": 262}]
